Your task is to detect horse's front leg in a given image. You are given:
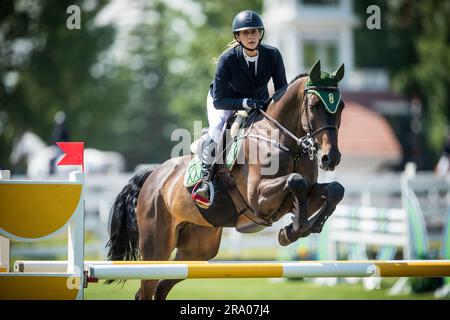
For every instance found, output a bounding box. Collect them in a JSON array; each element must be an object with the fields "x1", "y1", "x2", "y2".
[
  {"x1": 307, "y1": 182, "x2": 345, "y2": 234},
  {"x1": 252, "y1": 174, "x2": 296, "y2": 216},
  {"x1": 278, "y1": 180, "x2": 345, "y2": 246},
  {"x1": 277, "y1": 173, "x2": 312, "y2": 246},
  {"x1": 251, "y1": 172, "x2": 309, "y2": 219}
]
